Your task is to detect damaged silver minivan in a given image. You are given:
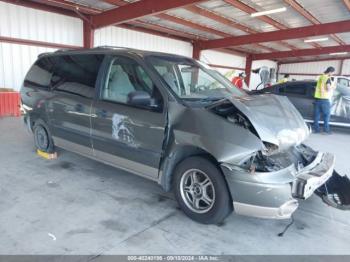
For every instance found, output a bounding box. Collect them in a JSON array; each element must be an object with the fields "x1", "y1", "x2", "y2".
[{"x1": 21, "y1": 47, "x2": 347, "y2": 224}]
